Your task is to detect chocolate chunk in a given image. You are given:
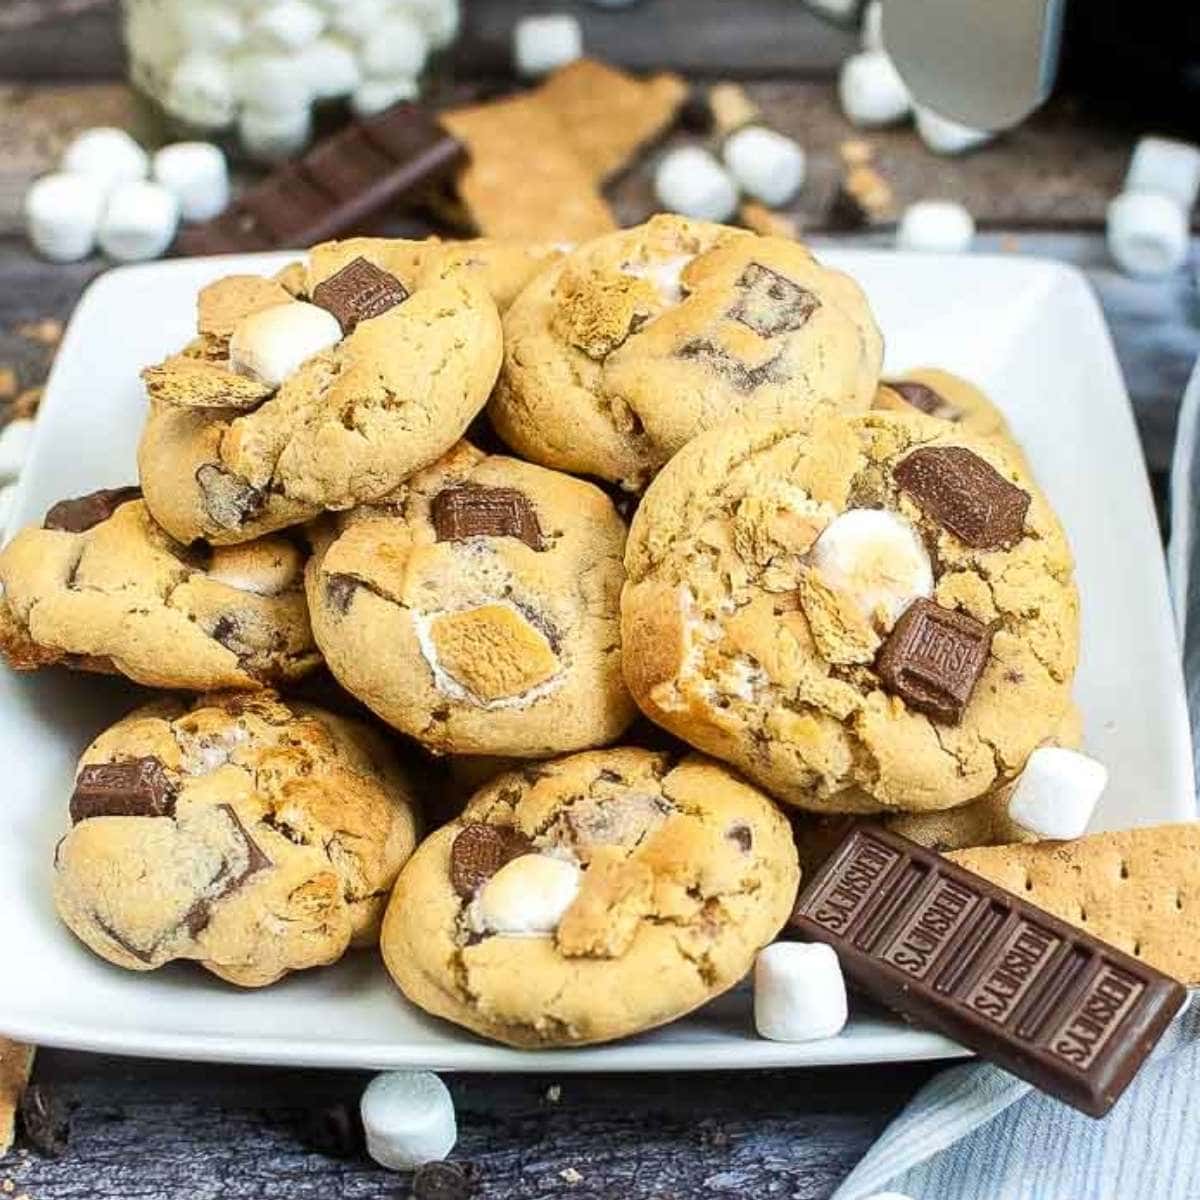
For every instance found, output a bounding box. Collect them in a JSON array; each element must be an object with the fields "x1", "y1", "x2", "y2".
[
  {"x1": 876, "y1": 598, "x2": 991, "y2": 724},
  {"x1": 18, "y1": 1083, "x2": 70, "y2": 1158},
  {"x1": 894, "y1": 446, "x2": 1030, "y2": 549},
  {"x1": 195, "y1": 464, "x2": 266, "y2": 530},
  {"x1": 297, "y1": 1103, "x2": 365, "y2": 1159},
  {"x1": 325, "y1": 573, "x2": 361, "y2": 615},
  {"x1": 93, "y1": 912, "x2": 155, "y2": 963},
  {"x1": 182, "y1": 805, "x2": 271, "y2": 937},
  {"x1": 70, "y1": 757, "x2": 176, "y2": 824},
  {"x1": 677, "y1": 338, "x2": 787, "y2": 393},
  {"x1": 889, "y1": 380, "x2": 949, "y2": 417},
  {"x1": 728, "y1": 262, "x2": 820, "y2": 337},
  {"x1": 176, "y1": 105, "x2": 466, "y2": 255},
  {"x1": 312, "y1": 256, "x2": 409, "y2": 333},
  {"x1": 790, "y1": 824, "x2": 1187, "y2": 1117},
  {"x1": 432, "y1": 486, "x2": 545, "y2": 551},
  {"x1": 413, "y1": 1161, "x2": 474, "y2": 1200},
  {"x1": 44, "y1": 486, "x2": 141, "y2": 533},
  {"x1": 211, "y1": 614, "x2": 239, "y2": 651},
  {"x1": 449, "y1": 822, "x2": 532, "y2": 898},
  {"x1": 727, "y1": 822, "x2": 753, "y2": 852}
]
